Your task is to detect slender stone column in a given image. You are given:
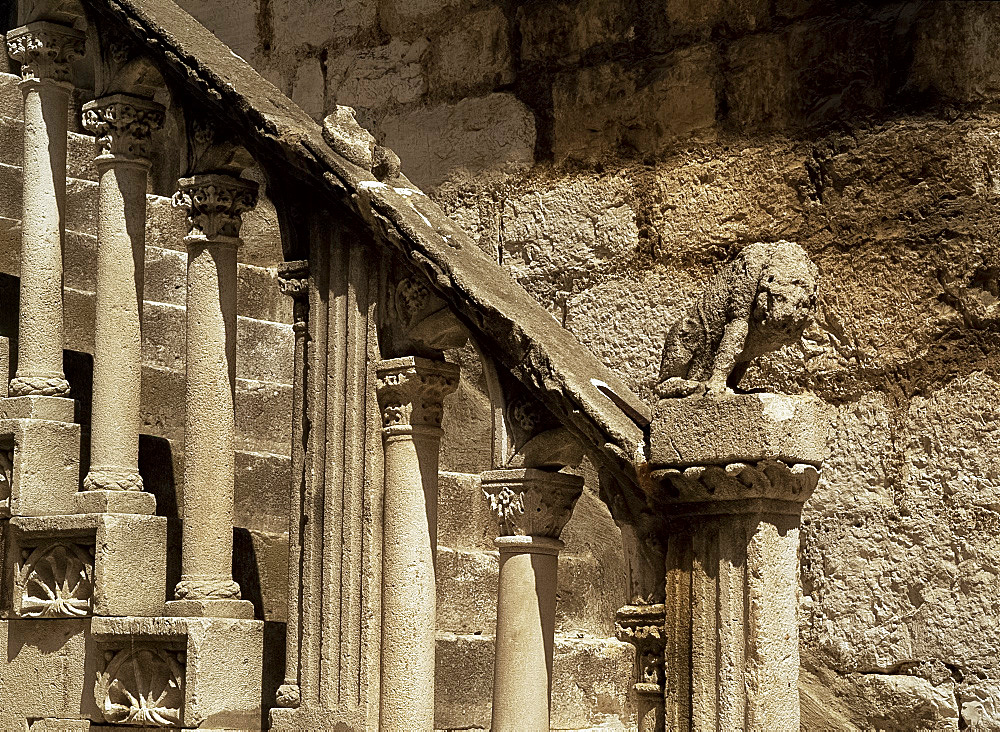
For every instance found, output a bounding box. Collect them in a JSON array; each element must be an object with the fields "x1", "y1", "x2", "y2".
[
  {"x1": 80, "y1": 95, "x2": 164, "y2": 502},
  {"x1": 165, "y1": 173, "x2": 258, "y2": 620},
  {"x1": 616, "y1": 603, "x2": 666, "y2": 732},
  {"x1": 377, "y1": 356, "x2": 459, "y2": 732},
  {"x1": 648, "y1": 393, "x2": 831, "y2": 732},
  {"x1": 275, "y1": 260, "x2": 309, "y2": 710},
  {"x1": 481, "y1": 467, "x2": 584, "y2": 732},
  {"x1": 5, "y1": 22, "x2": 85, "y2": 398}
]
